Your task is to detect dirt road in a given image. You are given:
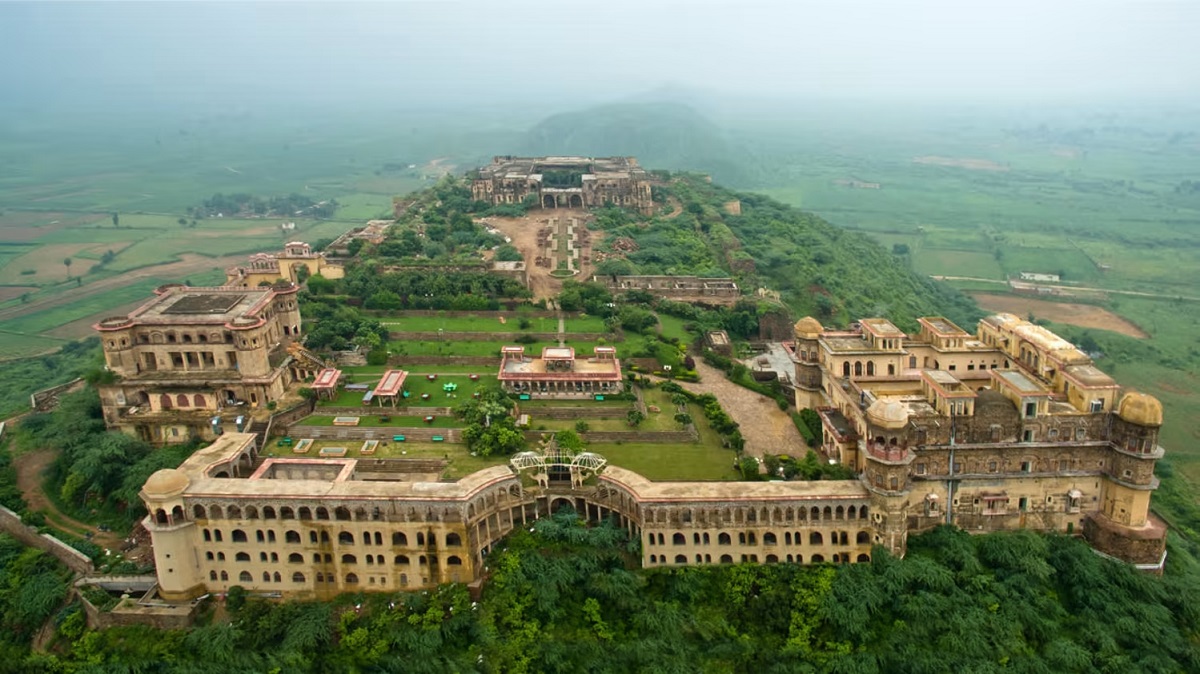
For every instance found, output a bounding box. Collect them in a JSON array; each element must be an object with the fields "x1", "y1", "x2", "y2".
[
  {"x1": 670, "y1": 361, "x2": 808, "y2": 460},
  {"x1": 12, "y1": 448, "x2": 123, "y2": 550}
]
